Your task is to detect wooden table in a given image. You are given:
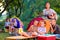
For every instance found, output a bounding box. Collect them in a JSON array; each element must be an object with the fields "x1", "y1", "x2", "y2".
[{"x1": 5, "y1": 36, "x2": 37, "y2": 40}]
